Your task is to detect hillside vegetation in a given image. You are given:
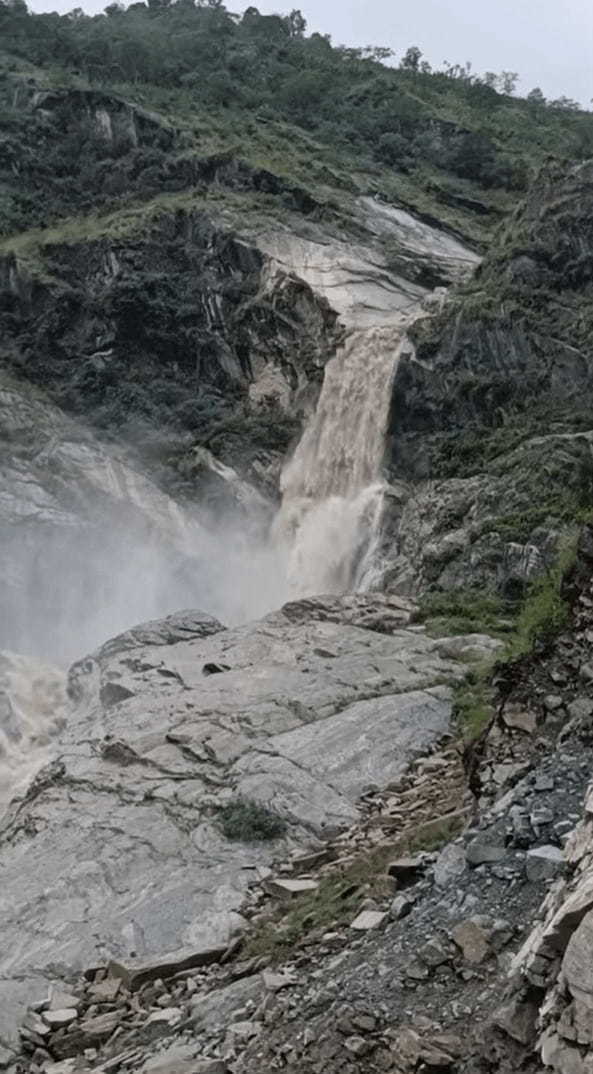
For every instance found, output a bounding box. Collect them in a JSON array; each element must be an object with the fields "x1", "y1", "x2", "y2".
[{"x1": 2, "y1": 0, "x2": 593, "y2": 244}]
